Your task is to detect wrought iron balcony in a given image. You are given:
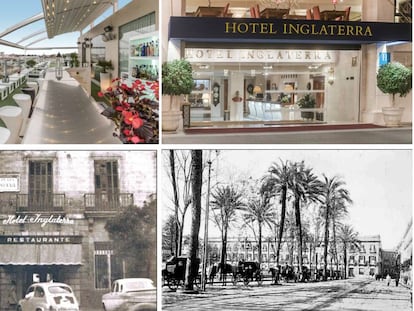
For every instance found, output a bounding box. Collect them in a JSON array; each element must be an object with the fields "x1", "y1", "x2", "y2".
[
  {"x1": 84, "y1": 193, "x2": 134, "y2": 214},
  {"x1": 15, "y1": 193, "x2": 65, "y2": 213}
]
